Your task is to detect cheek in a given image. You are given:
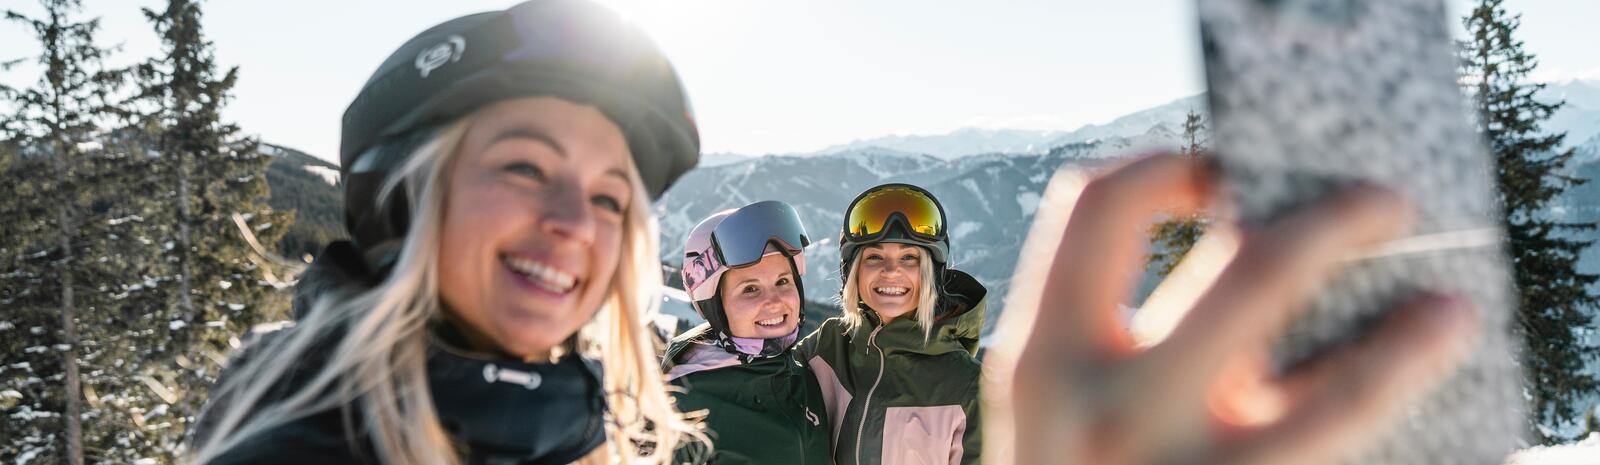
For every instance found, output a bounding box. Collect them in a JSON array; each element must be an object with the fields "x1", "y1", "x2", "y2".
[
  {"x1": 586, "y1": 221, "x2": 625, "y2": 287},
  {"x1": 783, "y1": 289, "x2": 801, "y2": 313},
  {"x1": 725, "y1": 295, "x2": 759, "y2": 321}
]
